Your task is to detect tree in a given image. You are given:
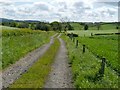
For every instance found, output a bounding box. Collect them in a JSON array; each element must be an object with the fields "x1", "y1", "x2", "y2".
[
  {"x1": 45, "y1": 24, "x2": 51, "y2": 31},
  {"x1": 30, "y1": 23, "x2": 36, "y2": 30},
  {"x1": 116, "y1": 22, "x2": 120, "y2": 29},
  {"x1": 2, "y1": 22, "x2": 10, "y2": 26},
  {"x1": 84, "y1": 24, "x2": 88, "y2": 30},
  {"x1": 50, "y1": 21, "x2": 62, "y2": 32},
  {"x1": 17, "y1": 22, "x2": 29, "y2": 28},
  {"x1": 60, "y1": 17, "x2": 70, "y2": 32},
  {"x1": 9, "y1": 21, "x2": 16, "y2": 27},
  {"x1": 35, "y1": 22, "x2": 50, "y2": 31}
]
